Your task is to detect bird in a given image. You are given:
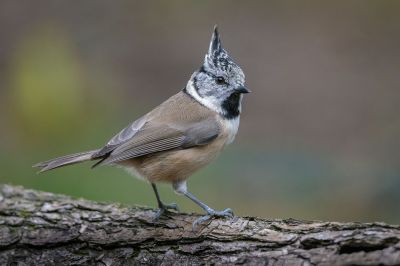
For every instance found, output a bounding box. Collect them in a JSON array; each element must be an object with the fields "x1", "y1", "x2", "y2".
[{"x1": 34, "y1": 26, "x2": 250, "y2": 228}]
